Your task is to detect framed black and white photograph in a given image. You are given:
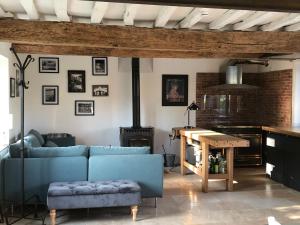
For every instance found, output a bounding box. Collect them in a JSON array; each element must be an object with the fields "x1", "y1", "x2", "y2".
[
  {"x1": 15, "y1": 69, "x2": 20, "y2": 97},
  {"x1": 92, "y1": 57, "x2": 108, "y2": 75},
  {"x1": 42, "y1": 85, "x2": 59, "y2": 105},
  {"x1": 75, "y1": 100, "x2": 95, "y2": 116},
  {"x1": 68, "y1": 70, "x2": 86, "y2": 93},
  {"x1": 162, "y1": 74, "x2": 188, "y2": 106},
  {"x1": 92, "y1": 85, "x2": 109, "y2": 97},
  {"x1": 10, "y1": 78, "x2": 15, "y2": 98},
  {"x1": 39, "y1": 57, "x2": 59, "y2": 73}
]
